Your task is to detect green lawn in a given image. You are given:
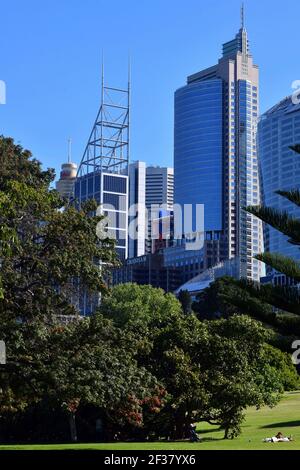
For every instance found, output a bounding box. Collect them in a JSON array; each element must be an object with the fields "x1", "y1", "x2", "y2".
[{"x1": 1, "y1": 392, "x2": 300, "y2": 450}]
